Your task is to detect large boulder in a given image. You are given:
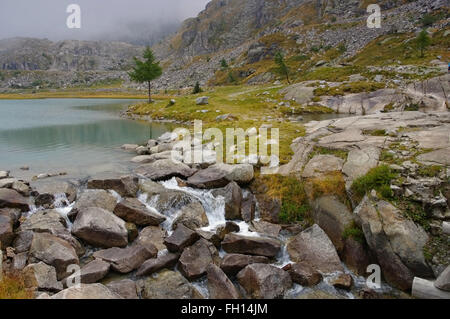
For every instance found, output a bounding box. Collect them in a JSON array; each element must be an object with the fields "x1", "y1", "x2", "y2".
[
  {"x1": 114, "y1": 197, "x2": 166, "y2": 226},
  {"x1": 434, "y1": 265, "x2": 450, "y2": 291},
  {"x1": 87, "y1": 175, "x2": 138, "y2": 197},
  {"x1": 29, "y1": 232, "x2": 79, "y2": 280},
  {"x1": 32, "y1": 181, "x2": 77, "y2": 206},
  {"x1": 69, "y1": 190, "x2": 117, "y2": 220},
  {"x1": 237, "y1": 263, "x2": 292, "y2": 299},
  {"x1": 312, "y1": 196, "x2": 354, "y2": 253},
  {"x1": 207, "y1": 264, "x2": 240, "y2": 299},
  {"x1": 106, "y1": 279, "x2": 138, "y2": 299},
  {"x1": 221, "y1": 233, "x2": 281, "y2": 258},
  {"x1": 178, "y1": 238, "x2": 219, "y2": 280},
  {"x1": 137, "y1": 226, "x2": 167, "y2": 252},
  {"x1": 142, "y1": 270, "x2": 202, "y2": 299},
  {"x1": 23, "y1": 262, "x2": 63, "y2": 292},
  {"x1": 136, "y1": 252, "x2": 180, "y2": 276},
  {"x1": 134, "y1": 159, "x2": 196, "y2": 181},
  {"x1": 287, "y1": 224, "x2": 344, "y2": 274},
  {"x1": 342, "y1": 147, "x2": 380, "y2": 187},
  {"x1": 187, "y1": 164, "x2": 254, "y2": 189},
  {"x1": 150, "y1": 189, "x2": 198, "y2": 214},
  {"x1": 287, "y1": 262, "x2": 322, "y2": 286},
  {"x1": 71, "y1": 207, "x2": 128, "y2": 248},
  {"x1": 212, "y1": 181, "x2": 242, "y2": 220},
  {"x1": 0, "y1": 213, "x2": 14, "y2": 247},
  {"x1": 355, "y1": 194, "x2": 433, "y2": 290},
  {"x1": 79, "y1": 259, "x2": 110, "y2": 284},
  {"x1": 51, "y1": 283, "x2": 122, "y2": 299},
  {"x1": 163, "y1": 224, "x2": 199, "y2": 252},
  {"x1": 302, "y1": 155, "x2": 344, "y2": 178},
  {"x1": 172, "y1": 201, "x2": 209, "y2": 230},
  {"x1": 93, "y1": 242, "x2": 157, "y2": 273},
  {"x1": 0, "y1": 188, "x2": 29, "y2": 211},
  {"x1": 220, "y1": 254, "x2": 269, "y2": 276},
  {"x1": 241, "y1": 191, "x2": 256, "y2": 222},
  {"x1": 249, "y1": 220, "x2": 281, "y2": 238}
]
